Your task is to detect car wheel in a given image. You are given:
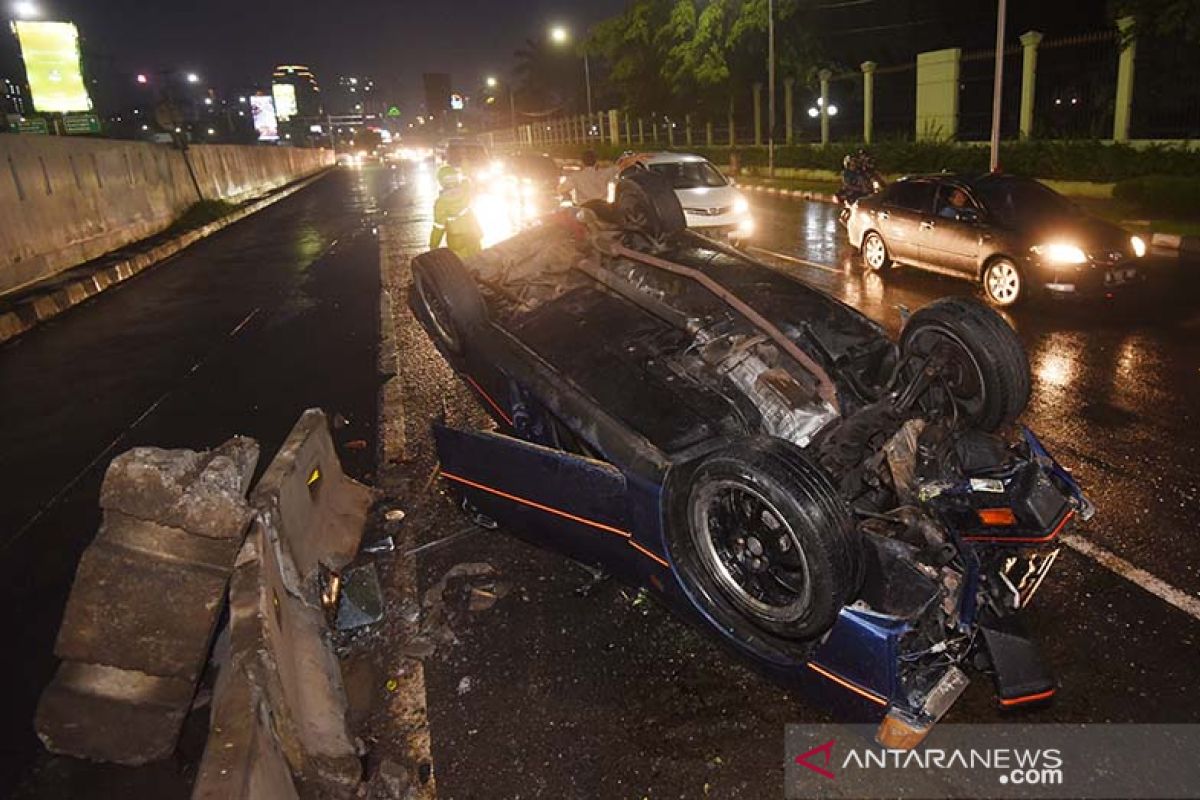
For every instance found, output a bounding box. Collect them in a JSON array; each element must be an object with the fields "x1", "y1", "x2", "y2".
[
  {"x1": 678, "y1": 438, "x2": 862, "y2": 641},
  {"x1": 411, "y1": 248, "x2": 487, "y2": 355},
  {"x1": 899, "y1": 297, "x2": 1031, "y2": 431},
  {"x1": 615, "y1": 171, "x2": 687, "y2": 241},
  {"x1": 862, "y1": 231, "x2": 891, "y2": 271},
  {"x1": 982, "y1": 258, "x2": 1023, "y2": 307}
]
